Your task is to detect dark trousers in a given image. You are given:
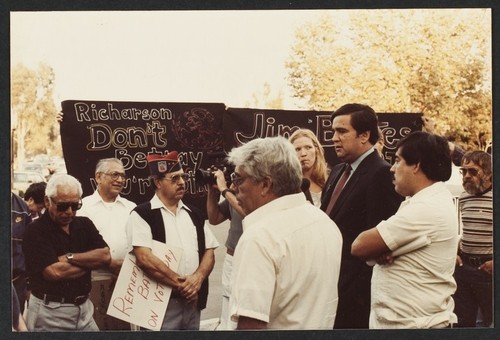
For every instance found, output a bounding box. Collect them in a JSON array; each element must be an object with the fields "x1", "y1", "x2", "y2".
[
  {"x1": 453, "y1": 263, "x2": 493, "y2": 327},
  {"x1": 334, "y1": 268, "x2": 372, "y2": 329}
]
